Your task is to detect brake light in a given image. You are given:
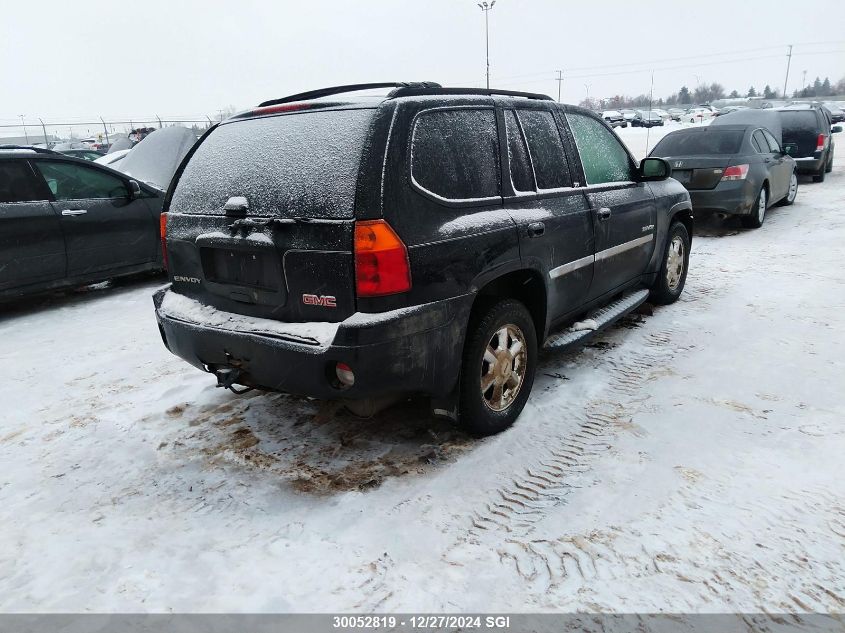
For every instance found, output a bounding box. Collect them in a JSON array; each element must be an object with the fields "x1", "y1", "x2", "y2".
[
  {"x1": 721, "y1": 164, "x2": 749, "y2": 181},
  {"x1": 354, "y1": 220, "x2": 411, "y2": 297},
  {"x1": 160, "y1": 212, "x2": 168, "y2": 269},
  {"x1": 816, "y1": 134, "x2": 826, "y2": 153}
]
